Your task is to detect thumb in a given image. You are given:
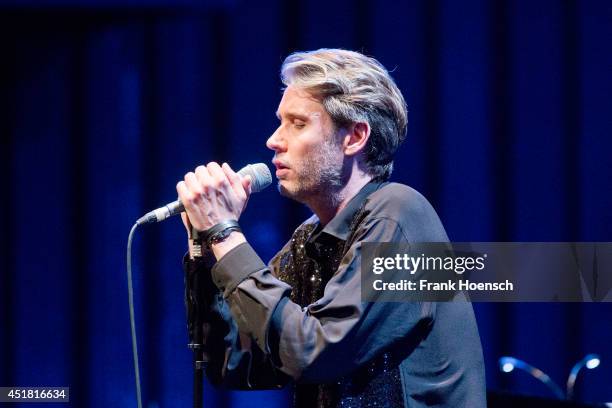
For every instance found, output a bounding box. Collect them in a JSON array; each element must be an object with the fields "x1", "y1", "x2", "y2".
[{"x1": 242, "y1": 174, "x2": 252, "y2": 195}]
